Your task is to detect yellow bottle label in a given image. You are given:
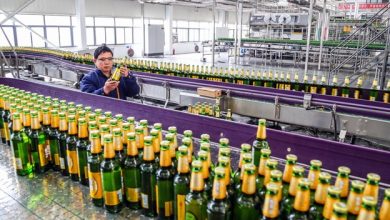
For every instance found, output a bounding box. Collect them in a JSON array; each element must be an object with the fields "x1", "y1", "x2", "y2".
[
  {"x1": 38, "y1": 144, "x2": 48, "y2": 166},
  {"x1": 363, "y1": 185, "x2": 378, "y2": 201},
  {"x1": 104, "y1": 190, "x2": 122, "y2": 206},
  {"x1": 45, "y1": 140, "x2": 51, "y2": 161},
  {"x1": 332, "y1": 88, "x2": 338, "y2": 96},
  {"x1": 357, "y1": 210, "x2": 376, "y2": 220},
  {"x1": 308, "y1": 170, "x2": 320, "y2": 190},
  {"x1": 321, "y1": 87, "x2": 327, "y2": 95},
  {"x1": 354, "y1": 90, "x2": 360, "y2": 99},
  {"x1": 384, "y1": 93, "x2": 389, "y2": 103},
  {"x1": 323, "y1": 197, "x2": 338, "y2": 219},
  {"x1": 67, "y1": 150, "x2": 79, "y2": 174},
  {"x1": 310, "y1": 86, "x2": 317, "y2": 94},
  {"x1": 369, "y1": 96, "x2": 376, "y2": 101},
  {"x1": 285, "y1": 84, "x2": 291, "y2": 90},
  {"x1": 141, "y1": 193, "x2": 149, "y2": 208},
  {"x1": 88, "y1": 171, "x2": 103, "y2": 199},
  {"x1": 379, "y1": 200, "x2": 390, "y2": 220},
  {"x1": 126, "y1": 187, "x2": 140, "y2": 202},
  {"x1": 335, "y1": 177, "x2": 349, "y2": 198},
  {"x1": 54, "y1": 153, "x2": 60, "y2": 166},
  {"x1": 156, "y1": 185, "x2": 159, "y2": 214},
  {"x1": 177, "y1": 194, "x2": 186, "y2": 220},
  {"x1": 347, "y1": 192, "x2": 362, "y2": 215},
  {"x1": 164, "y1": 201, "x2": 173, "y2": 217},
  {"x1": 3, "y1": 122, "x2": 10, "y2": 141}
]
